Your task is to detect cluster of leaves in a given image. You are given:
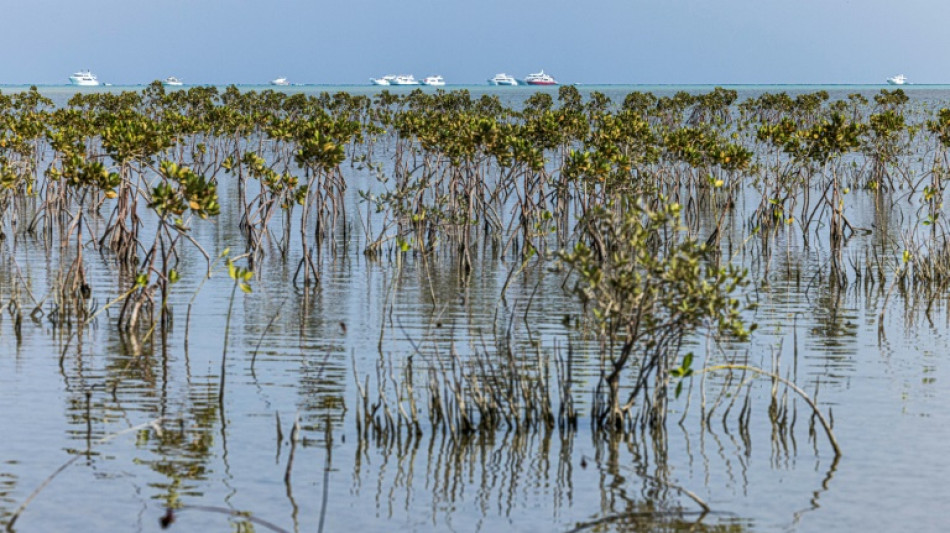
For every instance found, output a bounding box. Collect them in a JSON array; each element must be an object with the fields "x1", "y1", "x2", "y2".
[
  {"x1": 227, "y1": 258, "x2": 253, "y2": 294},
  {"x1": 0, "y1": 88, "x2": 50, "y2": 192},
  {"x1": 562, "y1": 198, "x2": 753, "y2": 346},
  {"x1": 149, "y1": 161, "x2": 219, "y2": 219}
]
